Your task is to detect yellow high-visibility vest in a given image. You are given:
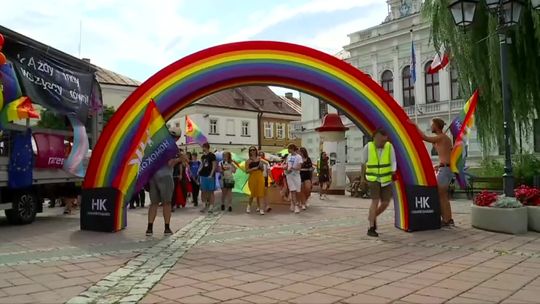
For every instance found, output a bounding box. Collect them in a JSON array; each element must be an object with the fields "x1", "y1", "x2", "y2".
[{"x1": 365, "y1": 142, "x2": 392, "y2": 184}]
